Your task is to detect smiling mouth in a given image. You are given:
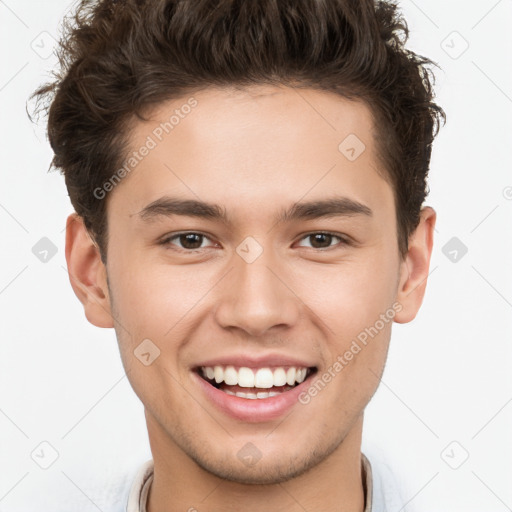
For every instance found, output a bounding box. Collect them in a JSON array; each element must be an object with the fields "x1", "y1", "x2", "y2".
[{"x1": 196, "y1": 365, "x2": 317, "y2": 399}]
